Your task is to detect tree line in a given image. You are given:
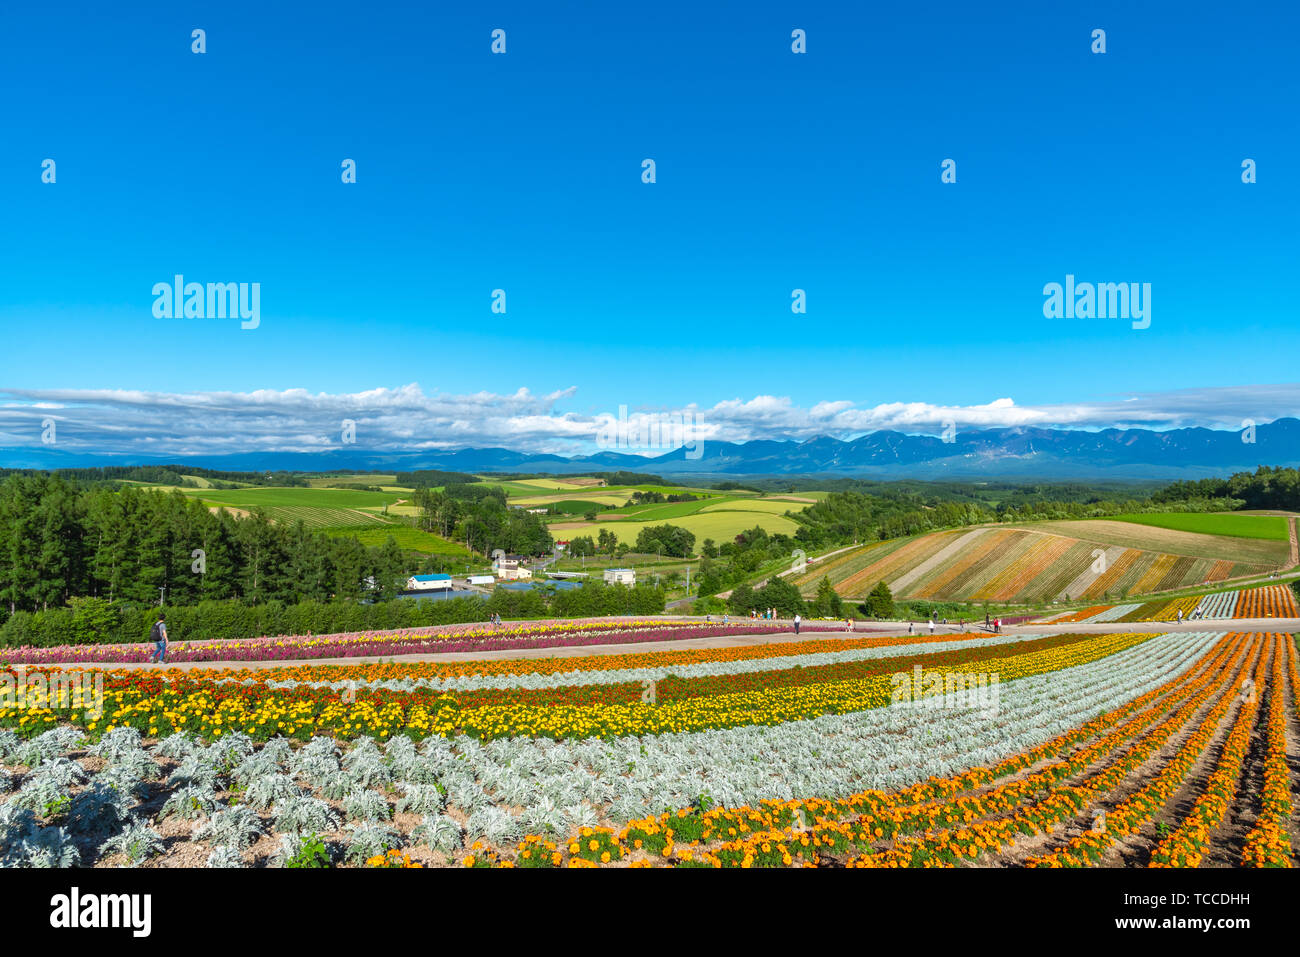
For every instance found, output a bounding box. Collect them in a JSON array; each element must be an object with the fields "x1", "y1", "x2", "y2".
[
  {"x1": 0, "y1": 474, "x2": 410, "y2": 619},
  {"x1": 411, "y1": 484, "x2": 553, "y2": 555}
]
